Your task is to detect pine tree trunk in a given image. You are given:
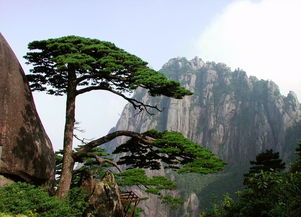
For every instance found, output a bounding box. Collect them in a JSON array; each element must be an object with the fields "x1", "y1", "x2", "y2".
[{"x1": 56, "y1": 73, "x2": 77, "y2": 199}]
